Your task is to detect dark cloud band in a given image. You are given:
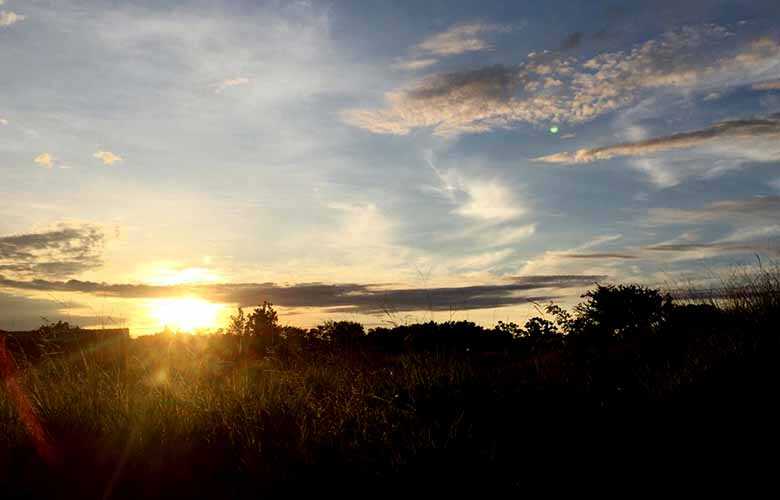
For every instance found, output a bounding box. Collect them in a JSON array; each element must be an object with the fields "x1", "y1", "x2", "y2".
[{"x1": 0, "y1": 275, "x2": 605, "y2": 314}]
